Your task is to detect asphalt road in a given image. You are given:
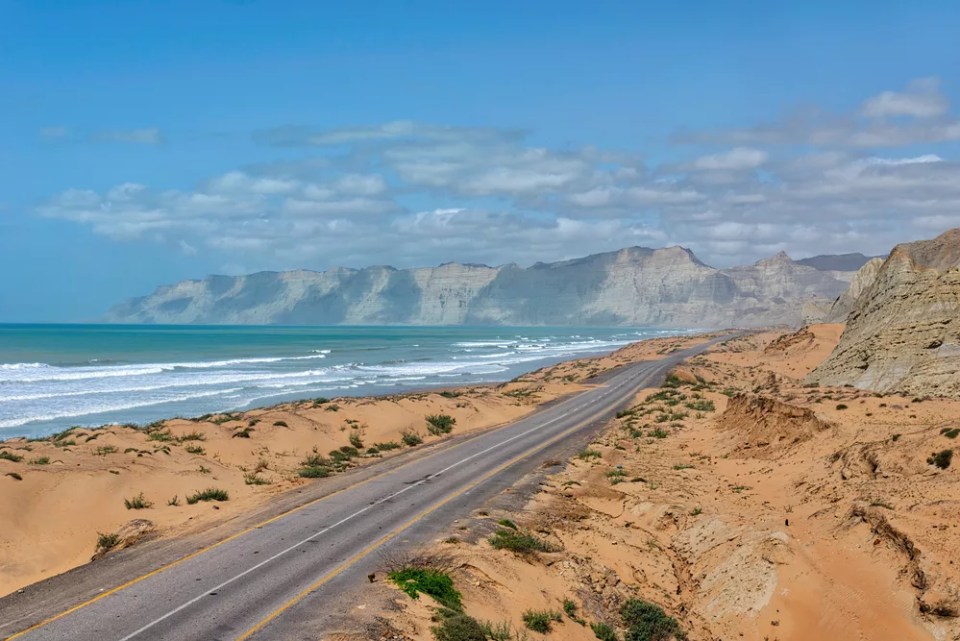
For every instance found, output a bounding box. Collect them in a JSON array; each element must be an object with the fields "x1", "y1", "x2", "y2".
[{"x1": 2, "y1": 338, "x2": 724, "y2": 641}]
